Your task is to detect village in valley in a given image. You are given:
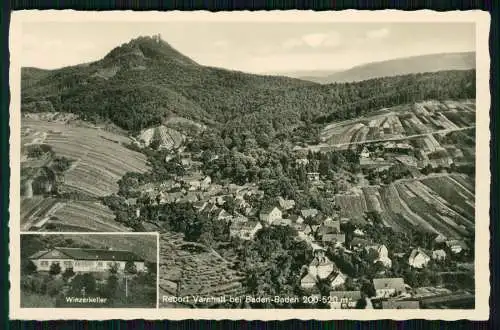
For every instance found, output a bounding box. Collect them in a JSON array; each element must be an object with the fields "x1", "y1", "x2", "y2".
[{"x1": 118, "y1": 100, "x2": 474, "y2": 309}]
